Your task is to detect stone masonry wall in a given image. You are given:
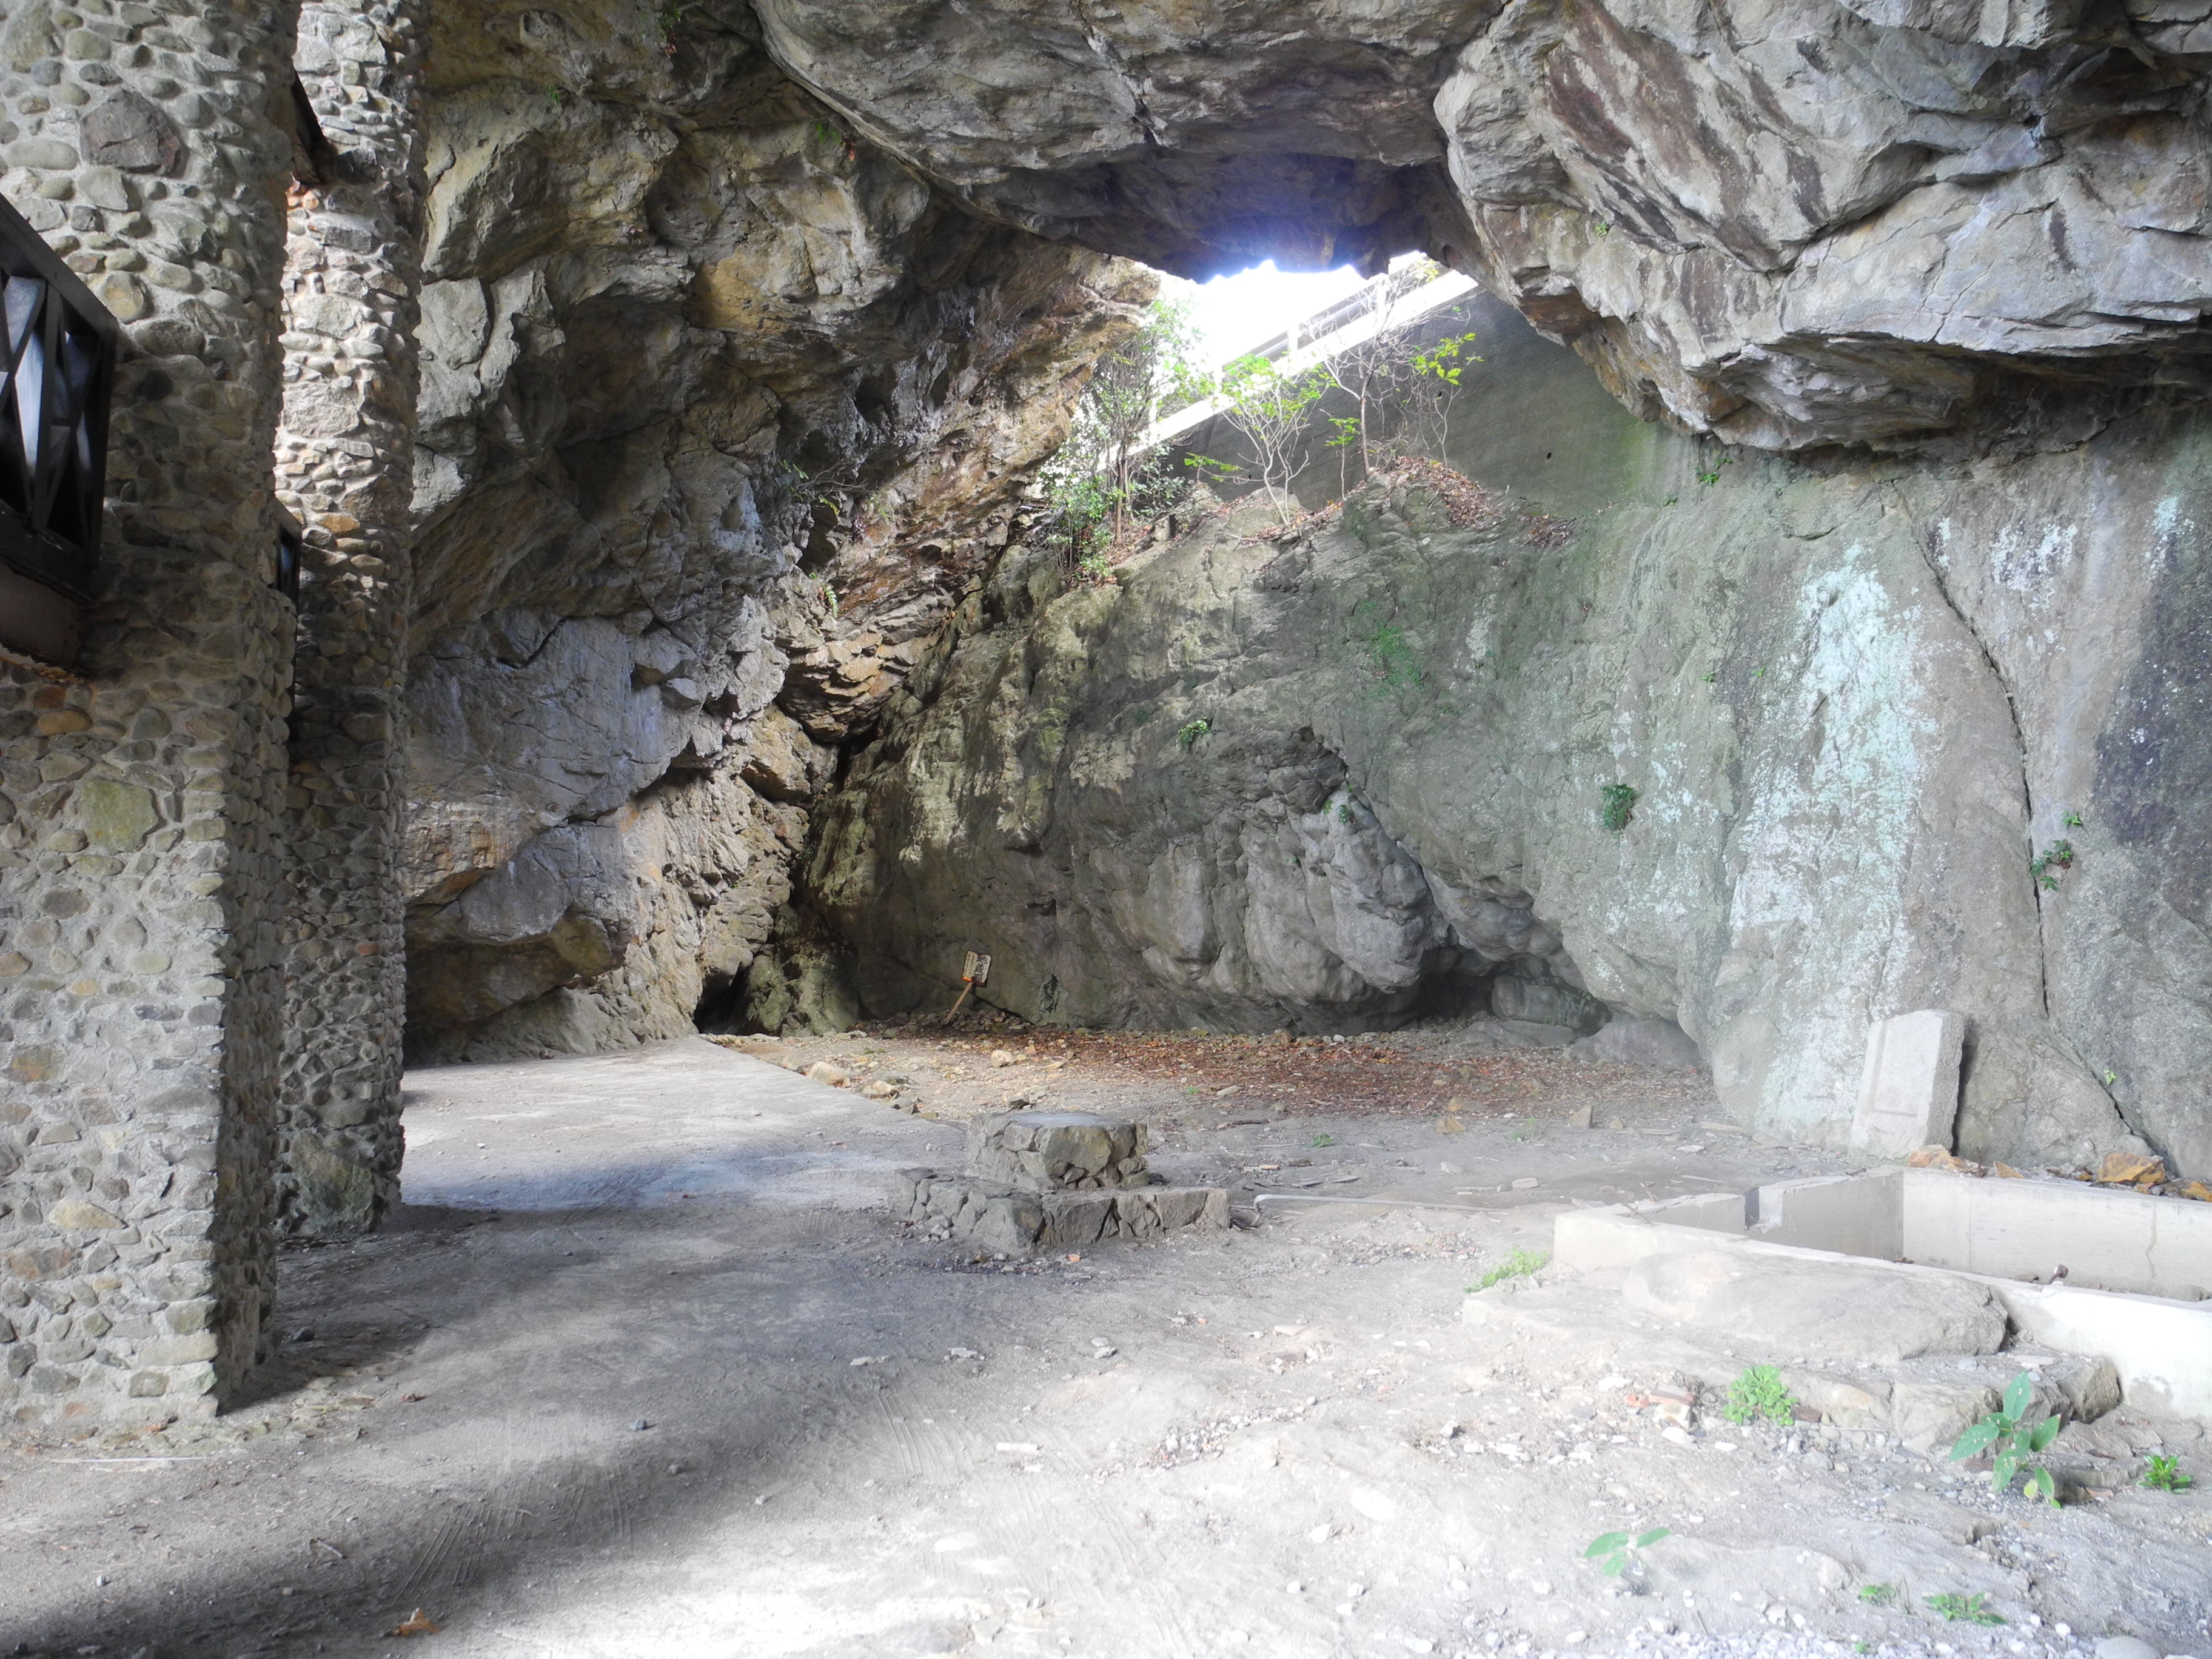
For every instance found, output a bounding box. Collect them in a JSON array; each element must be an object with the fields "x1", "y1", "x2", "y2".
[
  {"x1": 0, "y1": 0, "x2": 298, "y2": 1427},
  {"x1": 273, "y1": 0, "x2": 425, "y2": 1236}
]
